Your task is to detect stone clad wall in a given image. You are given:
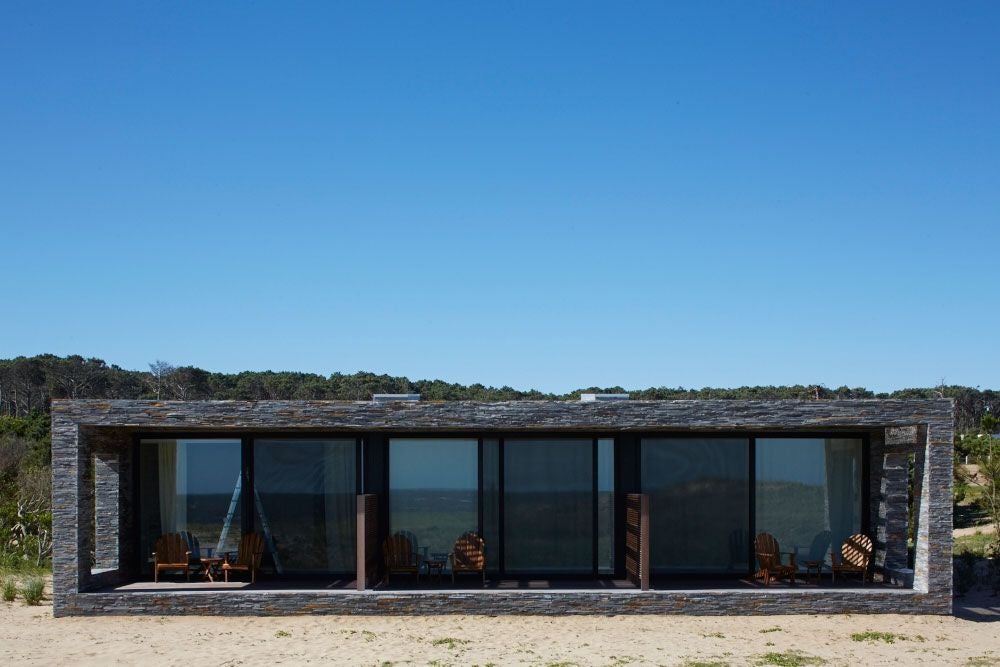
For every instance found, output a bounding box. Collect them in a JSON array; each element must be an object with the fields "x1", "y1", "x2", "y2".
[
  {"x1": 57, "y1": 588, "x2": 939, "y2": 617},
  {"x1": 51, "y1": 398, "x2": 954, "y2": 617},
  {"x1": 51, "y1": 398, "x2": 953, "y2": 432}
]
